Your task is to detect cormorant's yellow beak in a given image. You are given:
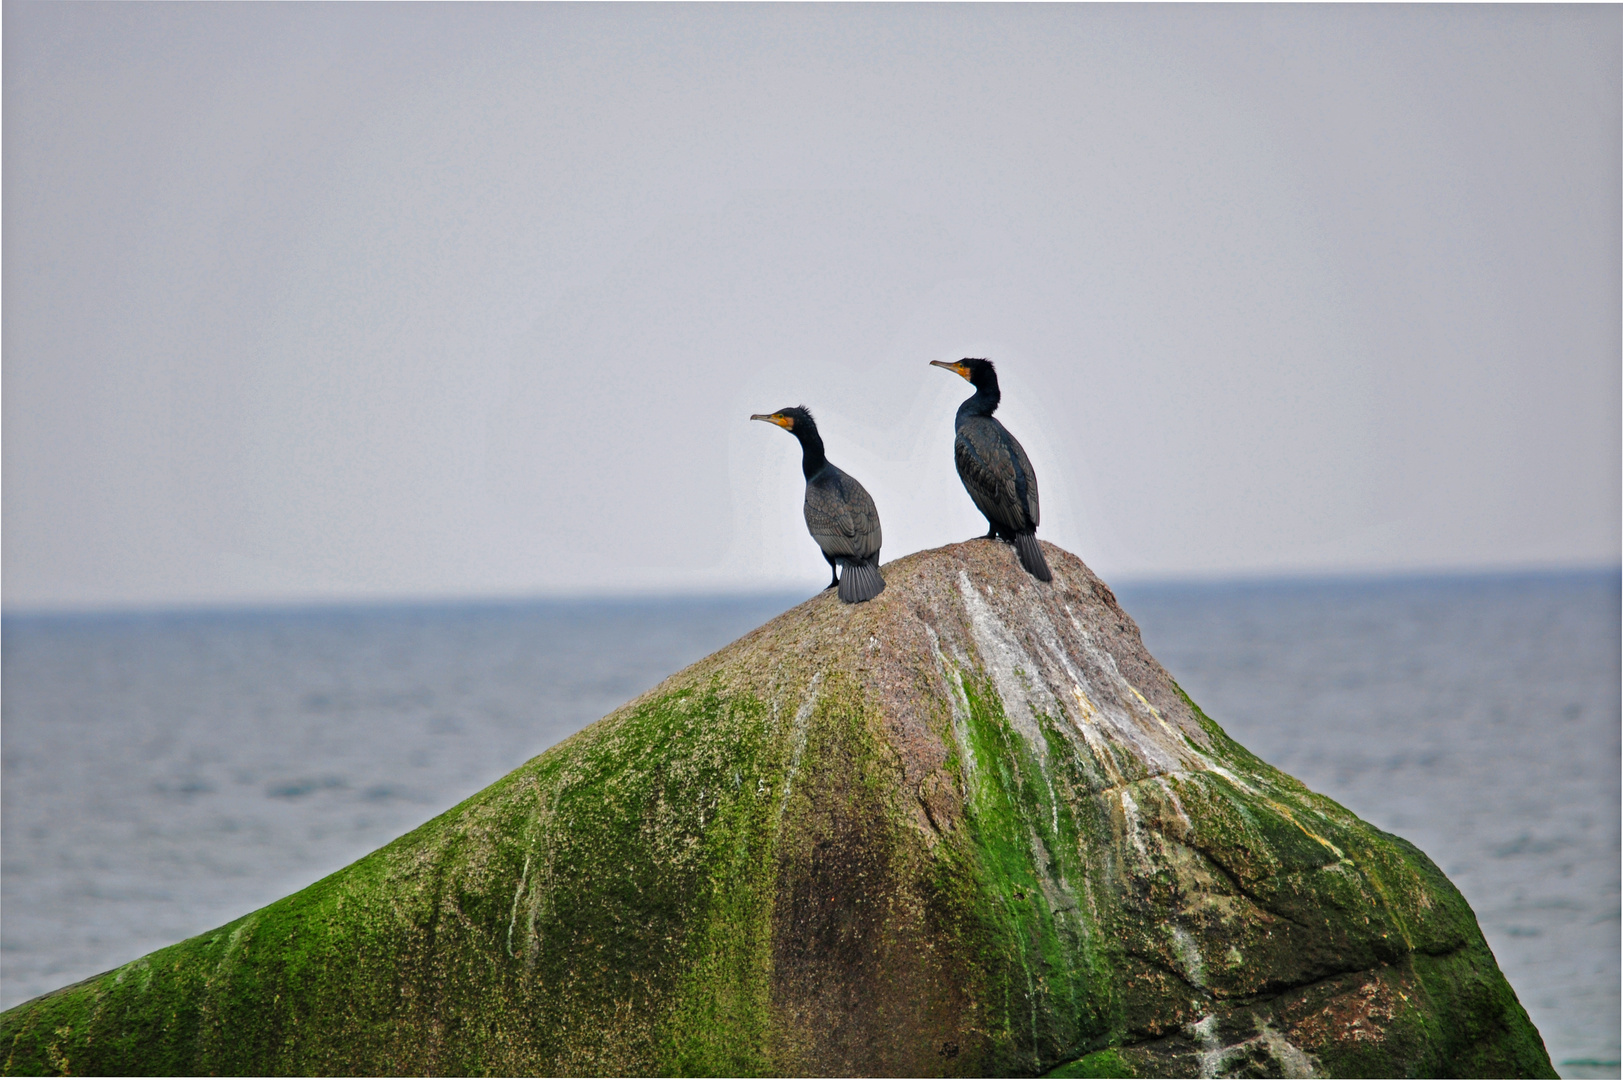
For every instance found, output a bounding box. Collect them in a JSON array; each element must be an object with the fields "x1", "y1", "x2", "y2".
[
  {"x1": 929, "y1": 359, "x2": 972, "y2": 381},
  {"x1": 750, "y1": 412, "x2": 794, "y2": 430}
]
